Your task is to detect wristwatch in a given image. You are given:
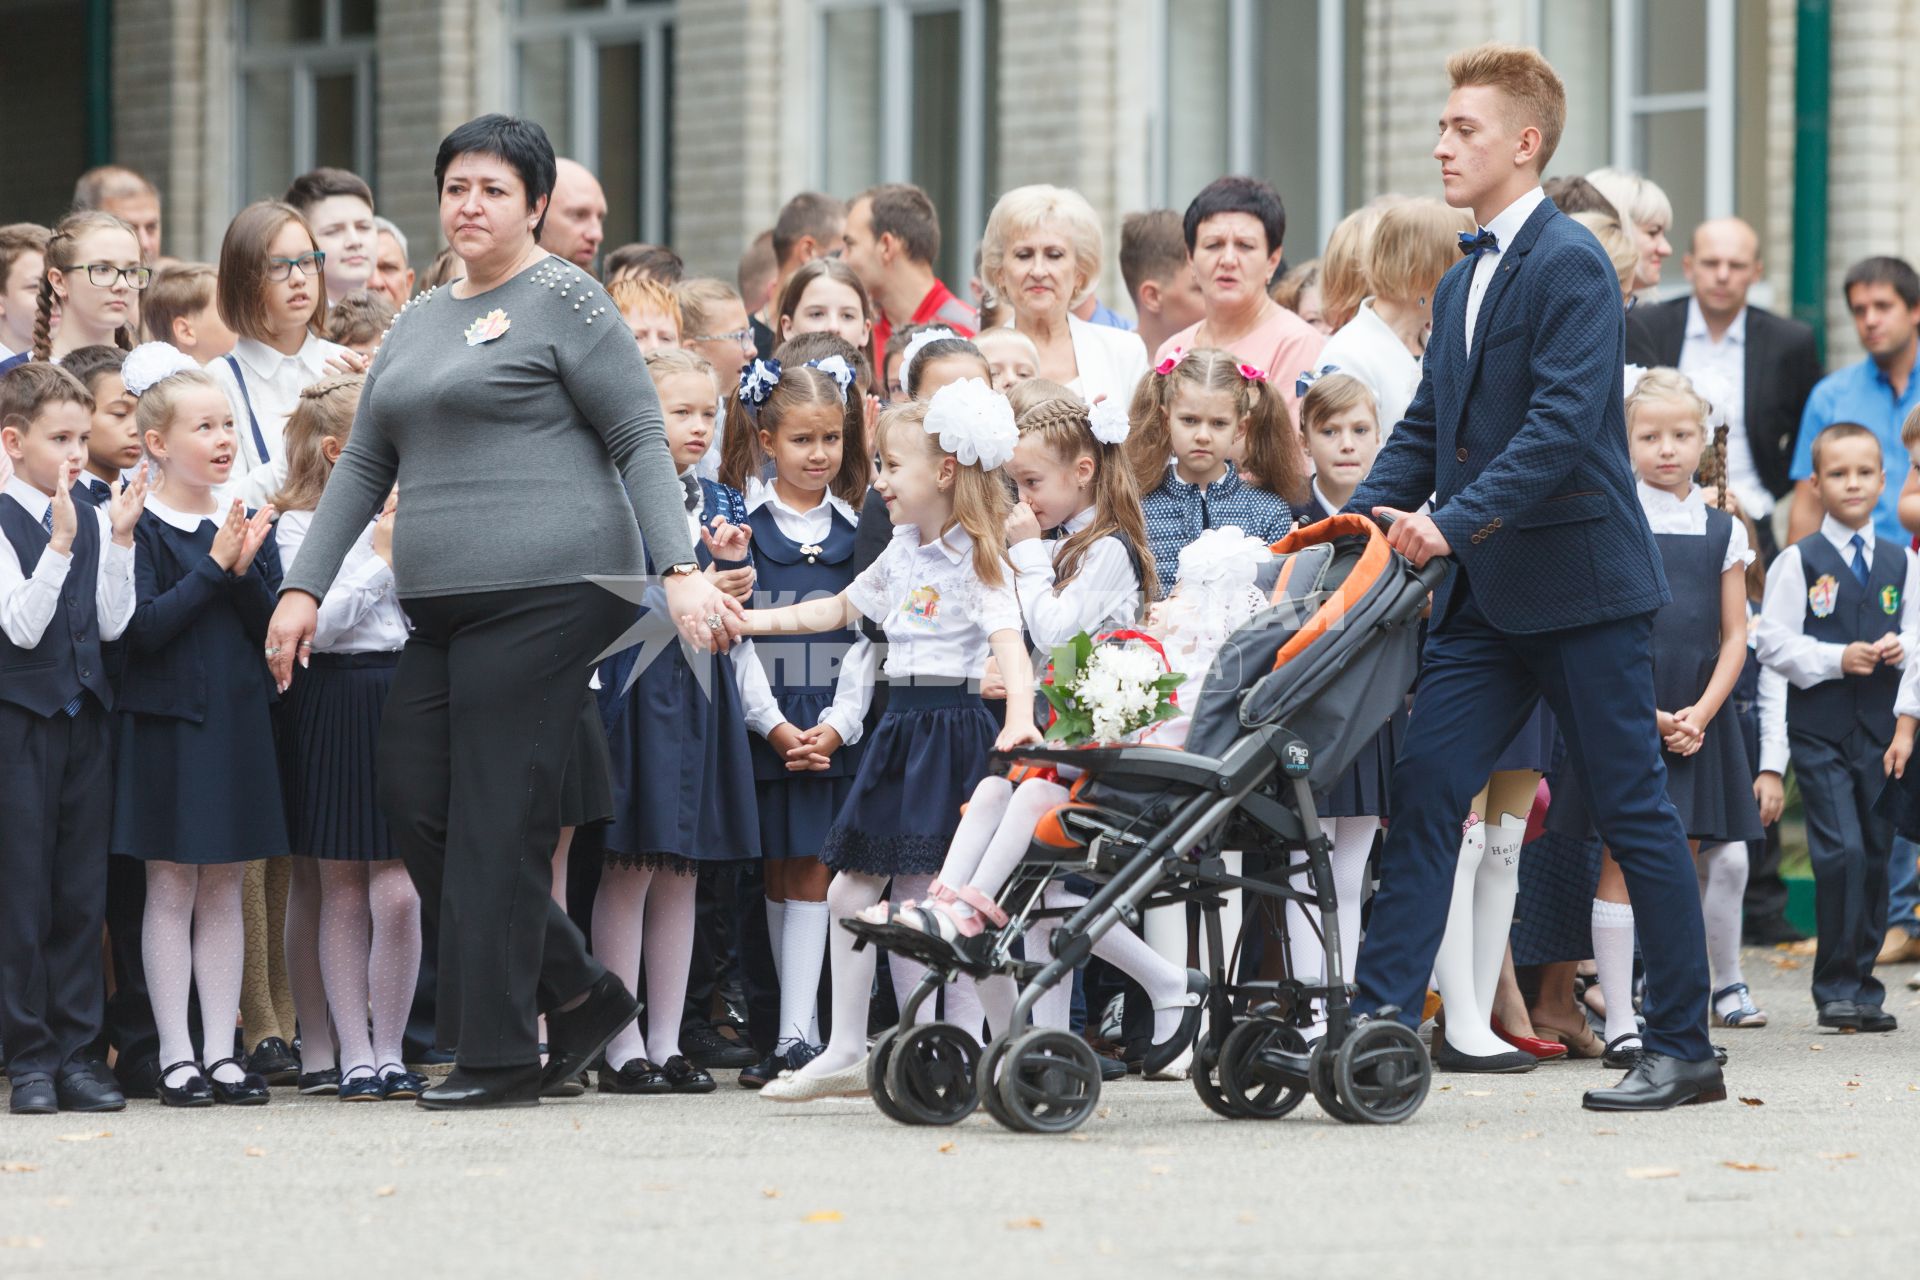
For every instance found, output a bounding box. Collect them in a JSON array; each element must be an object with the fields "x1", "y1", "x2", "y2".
[{"x1": 662, "y1": 562, "x2": 701, "y2": 578}]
